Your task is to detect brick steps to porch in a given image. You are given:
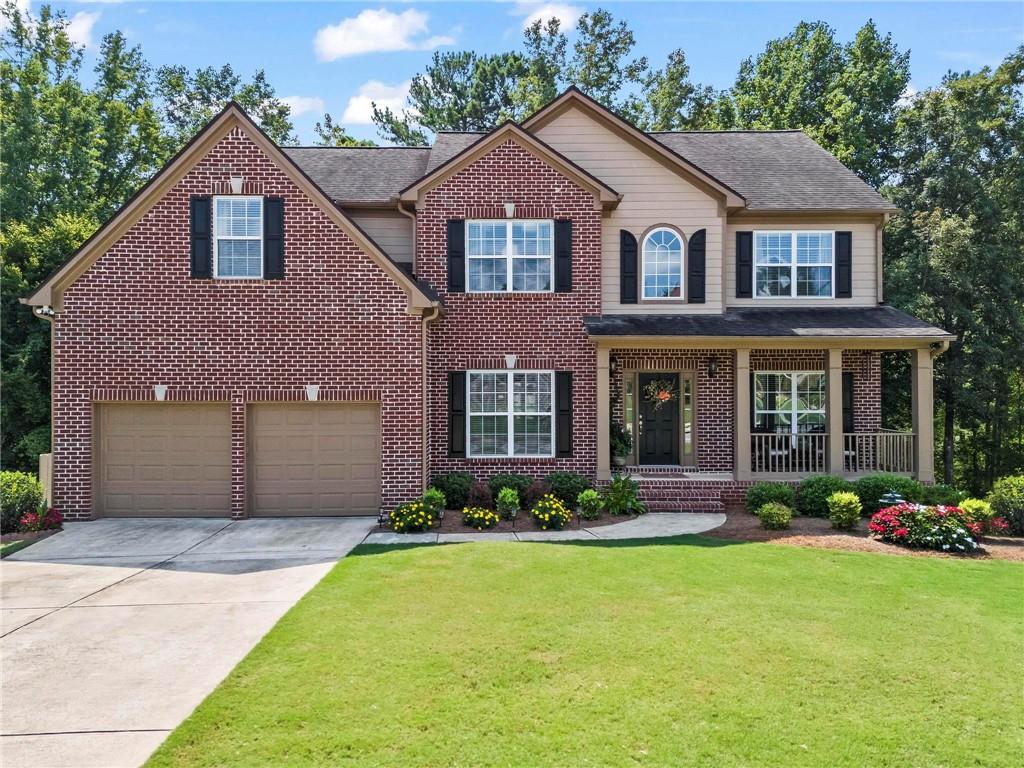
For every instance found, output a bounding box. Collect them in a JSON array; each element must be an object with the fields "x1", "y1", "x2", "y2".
[{"x1": 634, "y1": 481, "x2": 725, "y2": 513}]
